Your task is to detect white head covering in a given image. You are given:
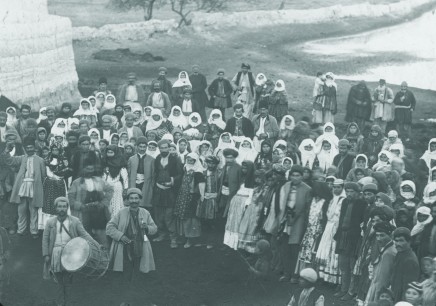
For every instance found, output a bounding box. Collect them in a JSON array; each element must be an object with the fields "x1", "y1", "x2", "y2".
[
  {"x1": 279, "y1": 115, "x2": 295, "y2": 131},
  {"x1": 88, "y1": 128, "x2": 101, "y2": 149},
  {"x1": 6, "y1": 107, "x2": 17, "y2": 125},
  {"x1": 299, "y1": 138, "x2": 316, "y2": 169},
  {"x1": 146, "y1": 140, "x2": 160, "y2": 158},
  {"x1": 168, "y1": 106, "x2": 188, "y2": 130},
  {"x1": 208, "y1": 109, "x2": 226, "y2": 130},
  {"x1": 423, "y1": 182, "x2": 436, "y2": 205},
  {"x1": 103, "y1": 94, "x2": 116, "y2": 110},
  {"x1": 389, "y1": 143, "x2": 404, "y2": 158},
  {"x1": 315, "y1": 122, "x2": 339, "y2": 150},
  {"x1": 94, "y1": 92, "x2": 106, "y2": 110},
  {"x1": 143, "y1": 106, "x2": 154, "y2": 122},
  {"x1": 119, "y1": 132, "x2": 129, "y2": 147},
  {"x1": 74, "y1": 99, "x2": 97, "y2": 117},
  {"x1": 146, "y1": 109, "x2": 164, "y2": 131},
  {"x1": 236, "y1": 137, "x2": 258, "y2": 165},
  {"x1": 185, "y1": 152, "x2": 204, "y2": 173},
  {"x1": 214, "y1": 132, "x2": 236, "y2": 155},
  {"x1": 420, "y1": 138, "x2": 436, "y2": 170},
  {"x1": 66, "y1": 118, "x2": 80, "y2": 132},
  {"x1": 316, "y1": 138, "x2": 338, "y2": 172},
  {"x1": 355, "y1": 154, "x2": 368, "y2": 169},
  {"x1": 273, "y1": 139, "x2": 287, "y2": 151},
  {"x1": 161, "y1": 133, "x2": 174, "y2": 143},
  {"x1": 188, "y1": 112, "x2": 202, "y2": 128},
  {"x1": 274, "y1": 80, "x2": 286, "y2": 92},
  {"x1": 37, "y1": 107, "x2": 47, "y2": 124},
  {"x1": 400, "y1": 180, "x2": 416, "y2": 202},
  {"x1": 173, "y1": 71, "x2": 192, "y2": 88},
  {"x1": 132, "y1": 104, "x2": 145, "y2": 126},
  {"x1": 325, "y1": 72, "x2": 337, "y2": 89},
  {"x1": 197, "y1": 140, "x2": 213, "y2": 157},
  {"x1": 255, "y1": 73, "x2": 267, "y2": 86},
  {"x1": 411, "y1": 206, "x2": 433, "y2": 236},
  {"x1": 51, "y1": 118, "x2": 68, "y2": 137}
]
